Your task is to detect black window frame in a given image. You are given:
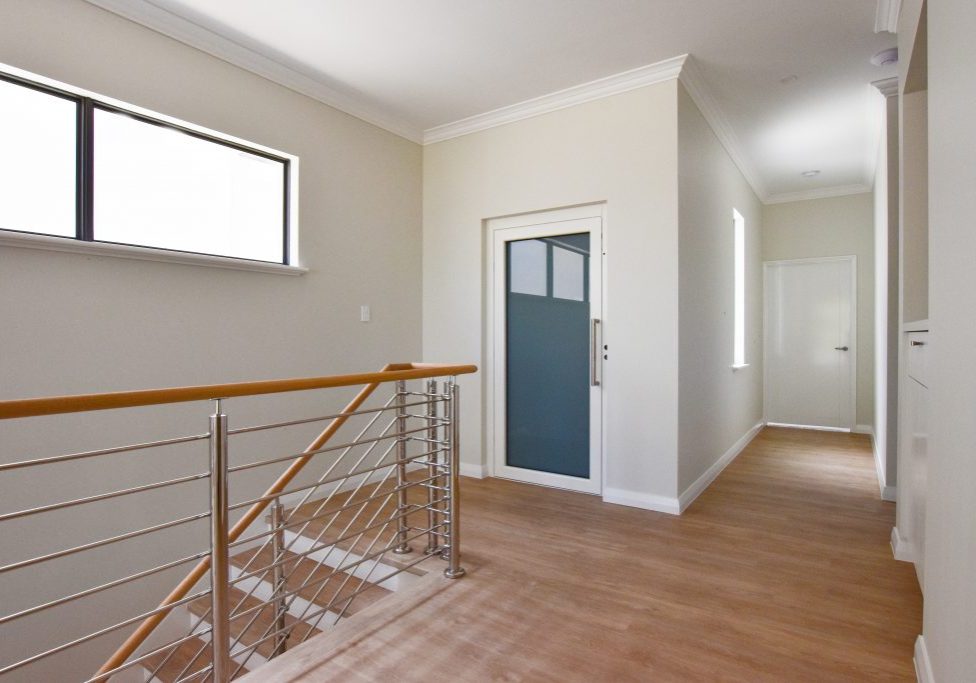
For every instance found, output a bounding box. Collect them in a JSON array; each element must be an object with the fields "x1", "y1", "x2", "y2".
[{"x1": 0, "y1": 70, "x2": 292, "y2": 266}]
